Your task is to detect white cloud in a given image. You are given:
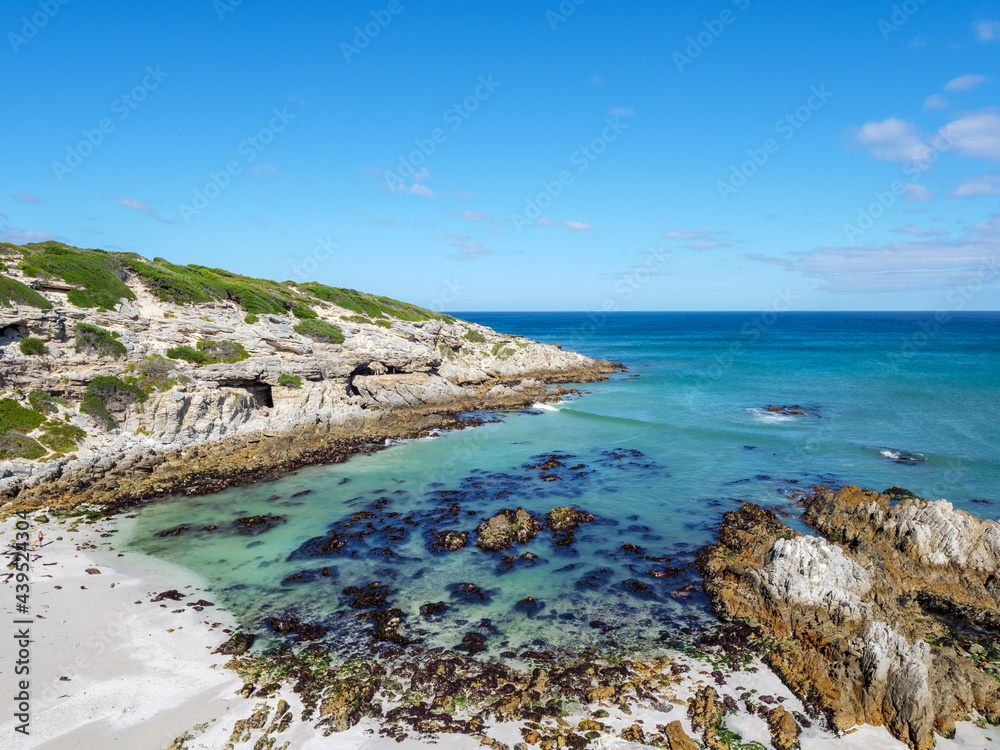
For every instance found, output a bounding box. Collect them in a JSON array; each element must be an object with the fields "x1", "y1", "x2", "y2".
[
  {"x1": 663, "y1": 228, "x2": 732, "y2": 248},
  {"x1": 893, "y1": 224, "x2": 949, "y2": 236},
  {"x1": 0, "y1": 225, "x2": 57, "y2": 244},
  {"x1": 453, "y1": 190, "x2": 475, "y2": 199},
  {"x1": 455, "y1": 210, "x2": 489, "y2": 221},
  {"x1": 104, "y1": 196, "x2": 175, "y2": 224},
  {"x1": 407, "y1": 184, "x2": 434, "y2": 198},
  {"x1": 943, "y1": 110, "x2": 1000, "y2": 160},
  {"x1": 435, "y1": 232, "x2": 494, "y2": 259},
  {"x1": 949, "y1": 174, "x2": 1000, "y2": 198},
  {"x1": 748, "y1": 213, "x2": 1000, "y2": 292},
  {"x1": 14, "y1": 192, "x2": 44, "y2": 205},
  {"x1": 900, "y1": 183, "x2": 933, "y2": 202},
  {"x1": 974, "y1": 19, "x2": 1000, "y2": 42},
  {"x1": 376, "y1": 219, "x2": 397, "y2": 227},
  {"x1": 609, "y1": 107, "x2": 634, "y2": 118},
  {"x1": 534, "y1": 219, "x2": 593, "y2": 231},
  {"x1": 924, "y1": 94, "x2": 950, "y2": 111},
  {"x1": 249, "y1": 163, "x2": 278, "y2": 176},
  {"x1": 944, "y1": 74, "x2": 991, "y2": 92},
  {"x1": 685, "y1": 241, "x2": 731, "y2": 250},
  {"x1": 855, "y1": 117, "x2": 933, "y2": 163}
]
